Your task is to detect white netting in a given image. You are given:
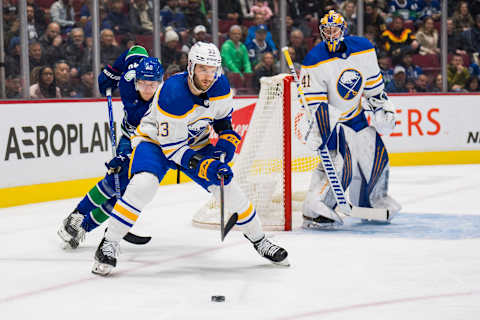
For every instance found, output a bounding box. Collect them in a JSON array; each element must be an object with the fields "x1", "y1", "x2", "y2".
[{"x1": 193, "y1": 74, "x2": 320, "y2": 230}]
